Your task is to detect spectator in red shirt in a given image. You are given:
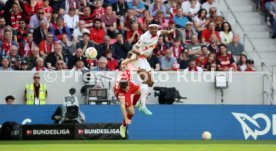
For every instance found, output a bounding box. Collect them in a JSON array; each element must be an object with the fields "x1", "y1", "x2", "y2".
[
  {"x1": 216, "y1": 43, "x2": 236, "y2": 71},
  {"x1": 168, "y1": 0, "x2": 178, "y2": 19},
  {"x1": 90, "y1": 18, "x2": 106, "y2": 45},
  {"x1": 138, "y1": 10, "x2": 153, "y2": 32},
  {"x1": 155, "y1": 36, "x2": 167, "y2": 58},
  {"x1": 120, "y1": 9, "x2": 138, "y2": 36},
  {"x1": 93, "y1": 0, "x2": 106, "y2": 19},
  {"x1": 39, "y1": 33, "x2": 57, "y2": 58},
  {"x1": 16, "y1": 19, "x2": 28, "y2": 43},
  {"x1": 204, "y1": 52, "x2": 216, "y2": 71},
  {"x1": 0, "y1": 29, "x2": 18, "y2": 57},
  {"x1": 5, "y1": 3, "x2": 22, "y2": 30},
  {"x1": 171, "y1": 39, "x2": 183, "y2": 58},
  {"x1": 43, "y1": 0, "x2": 53, "y2": 21},
  {"x1": 126, "y1": 22, "x2": 143, "y2": 45},
  {"x1": 23, "y1": 0, "x2": 41, "y2": 24},
  {"x1": 19, "y1": 32, "x2": 36, "y2": 57},
  {"x1": 201, "y1": 21, "x2": 219, "y2": 43},
  {"x1": 105, "y1": 49, "x2": 118, "y2": 71},
  {"x1": 244, "y1": 59, "x2": 256, "y2": 72},
  {"x1": 80, "y1": 6, "x2": 95, "y2": 30},
  {"x1": 154, "y1": 10, "x2": 169, "y2": 30},
  {"x1": 196, "y1": 45, "x2": 209, "y2": 68}
]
